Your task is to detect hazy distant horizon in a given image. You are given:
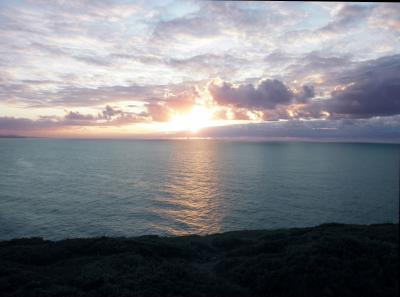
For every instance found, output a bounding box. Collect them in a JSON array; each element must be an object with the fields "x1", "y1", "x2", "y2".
[{"x1": 1, "y1": 135, "x2": 400, "y2": 145}]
